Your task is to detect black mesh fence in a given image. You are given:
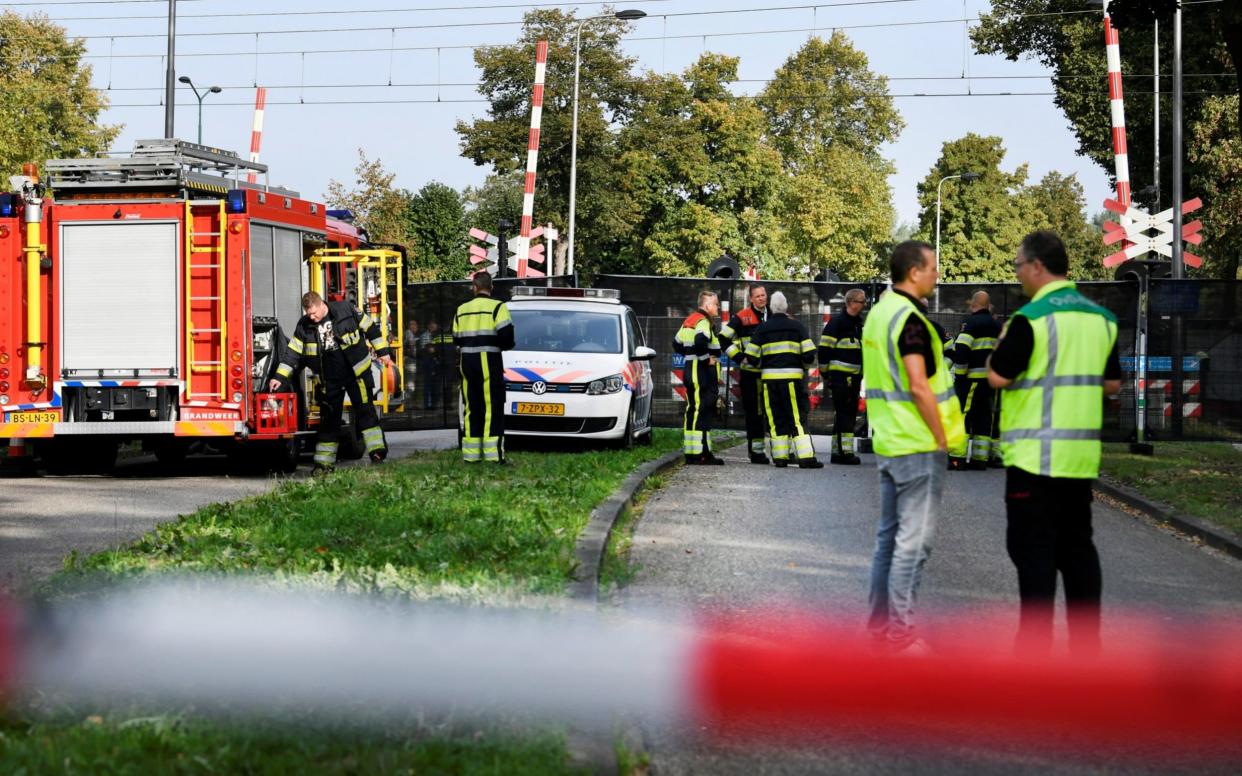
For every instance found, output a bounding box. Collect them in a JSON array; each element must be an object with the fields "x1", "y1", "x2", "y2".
[
  {"x1": 388, "y1": 273, "x2": 1241, "y2": 443},
  {"x1": 1144, "y1": 280, "x2": 1242, "y2": 442}
]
